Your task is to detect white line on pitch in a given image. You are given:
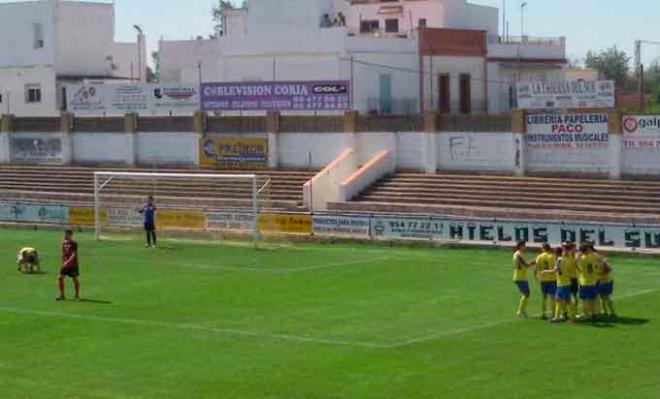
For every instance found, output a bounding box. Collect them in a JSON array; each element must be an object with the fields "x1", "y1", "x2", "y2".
[
  {"x1": 385, "y1": 287, "x2": 660, "y2": 349},
  {"x1": 105, "y1": 254, "x2": 392, "y2": 274},
  {"x1": 0, "y1": 307, "x2": 388, "y2": 349}
]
